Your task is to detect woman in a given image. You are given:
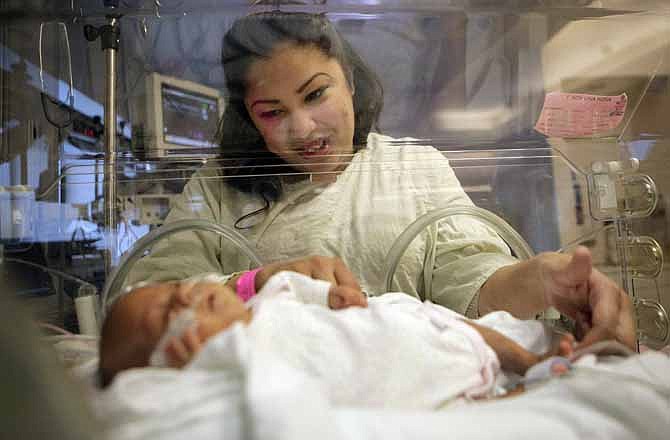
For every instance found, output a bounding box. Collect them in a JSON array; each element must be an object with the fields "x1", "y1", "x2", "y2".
[{"x1": 126, "y1": 12, "x2": 634, "y2": 351}]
